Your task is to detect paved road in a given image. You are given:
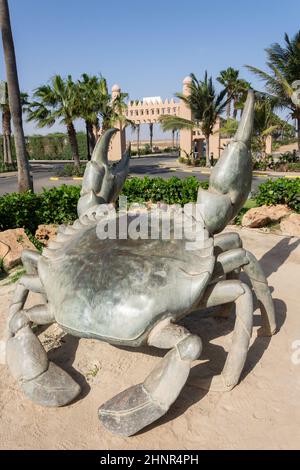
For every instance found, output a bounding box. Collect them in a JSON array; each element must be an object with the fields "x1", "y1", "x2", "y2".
[{"x1": 0, "y1": 156, "x2": 268, "y2": 196}]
